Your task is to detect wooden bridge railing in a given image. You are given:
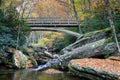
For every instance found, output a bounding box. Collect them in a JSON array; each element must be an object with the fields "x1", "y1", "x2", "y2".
[{"x1": 25, "y1": 18, "x2": 79, "y2": 27}]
